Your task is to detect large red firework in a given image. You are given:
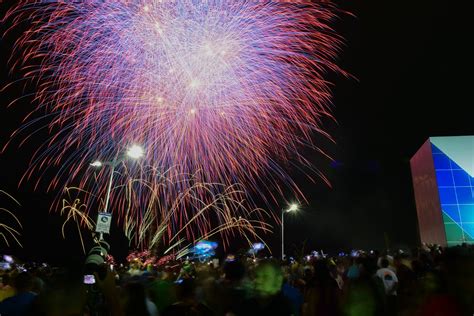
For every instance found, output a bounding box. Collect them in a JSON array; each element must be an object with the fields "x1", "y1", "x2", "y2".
[{"x1": 3, "y1": 1, "x2": 346, "y2": 246}]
